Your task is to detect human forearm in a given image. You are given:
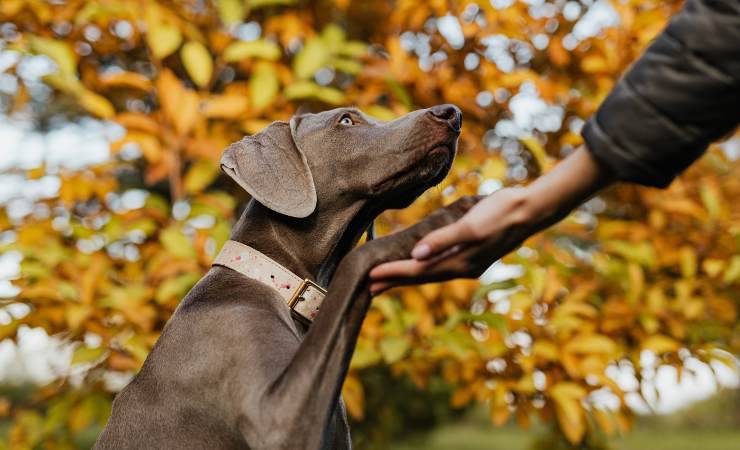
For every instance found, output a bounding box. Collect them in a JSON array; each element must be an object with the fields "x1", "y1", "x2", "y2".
[{"x1": 522, "y1": 145, "x2": 615, "y2": 230}]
